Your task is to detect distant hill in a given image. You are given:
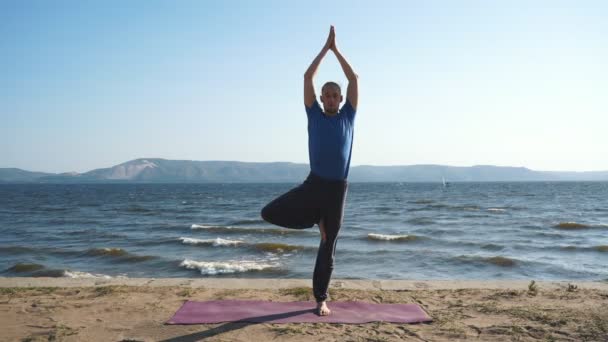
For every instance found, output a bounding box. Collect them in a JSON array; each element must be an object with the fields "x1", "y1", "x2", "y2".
[
  {"x1": 1, "y1": 158, "x2": 608, "y2": 183},
  {"x1": 0, "y1": 168, "x2": 55, "y2": 182}
]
